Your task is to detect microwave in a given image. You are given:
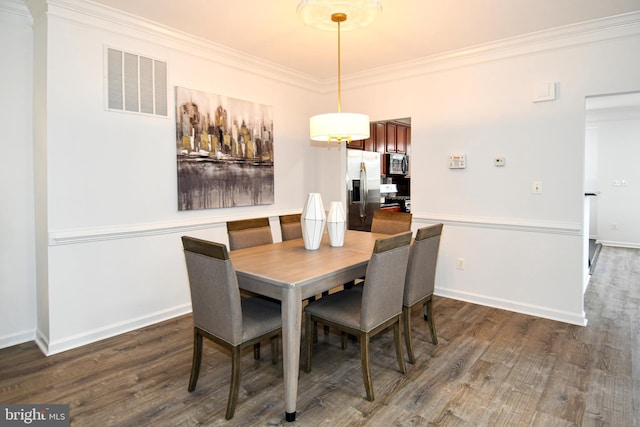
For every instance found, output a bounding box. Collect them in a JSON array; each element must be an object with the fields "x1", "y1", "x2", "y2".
[{"x1": 386, "y1": 153, "x2": 409, "y2": 176}]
